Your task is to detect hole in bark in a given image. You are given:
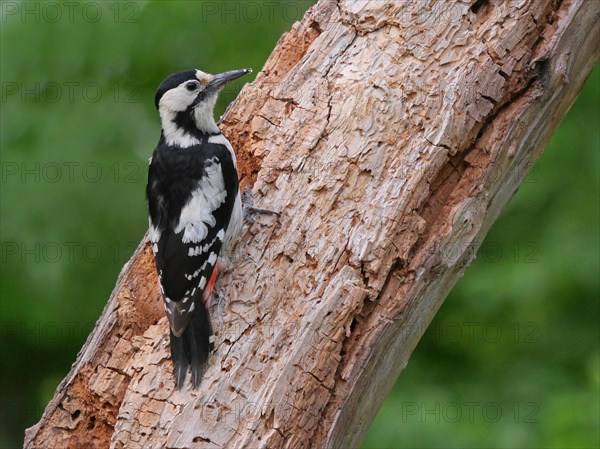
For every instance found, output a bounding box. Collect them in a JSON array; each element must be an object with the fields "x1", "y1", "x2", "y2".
[
  {"x1": 470, "y1": 0, "x2": 487, "y2": 14},
  {"x1": 359, "y1": 262, "x2": 369, "y2": 287},
  {"x1": 71, "y1": 410, "x2": 81, "y2": 420},
  {"x1": 349, "y1": 317, "x2": 358, "y2": 334},
  {"x1": 533, "y1": 58, "x2": 551, "y2": 87},
  {"x1": 193, "y1": 437, "x2": 210, "y2": 443},
  {"x1": 498, "y1": 69, "x2": 509, "y2": 80},
  {"x1": 285, "y1": 101, "x2": 296, "y2": 114},
  {"x1": 308, "y1": 20, "x2": 322, "y2": 34},
  {"x1": 87, "y1": 415, "x2": 96, "y2": 430}
]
